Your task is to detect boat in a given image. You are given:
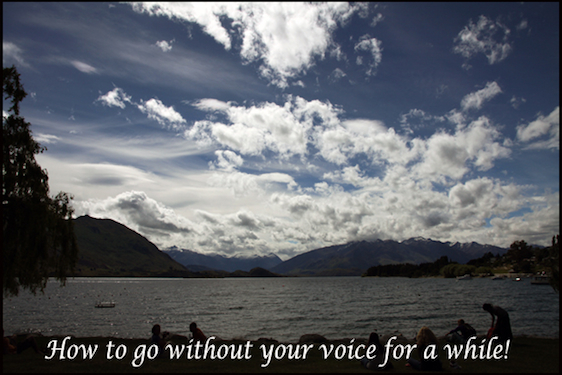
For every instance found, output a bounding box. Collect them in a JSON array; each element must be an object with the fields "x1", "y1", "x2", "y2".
[
  {"x1": 95, "y1": 301, "x2": 116, "y2": 308},
  {"x1": 531, "y1": 275, "x2": 551, "y2": 285},
  {"x1": 456, "y1": 274, "x2": 472, "y2": 280},
  {"x1": 491, "y1": 275, "x2": 506, "y2": 280}
]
